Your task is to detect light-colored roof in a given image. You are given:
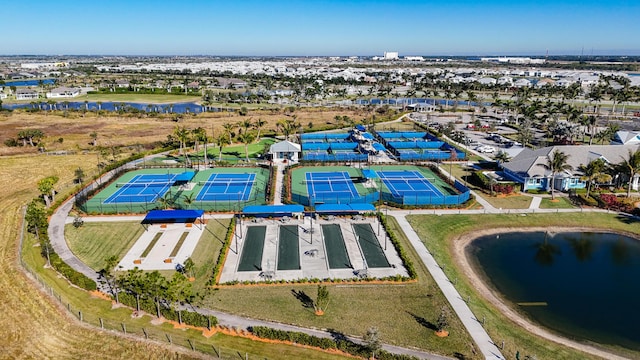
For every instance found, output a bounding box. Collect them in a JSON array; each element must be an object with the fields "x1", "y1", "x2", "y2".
[
  {"x1": 269, "y1": 140, "x2": 301, "y2": 153},
  {"x1": 503, "y1": 144, "x2": 640, "y2": 178},
  {"x1": 612, "y1": 131, "x2": 640, "y2": 145}
]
